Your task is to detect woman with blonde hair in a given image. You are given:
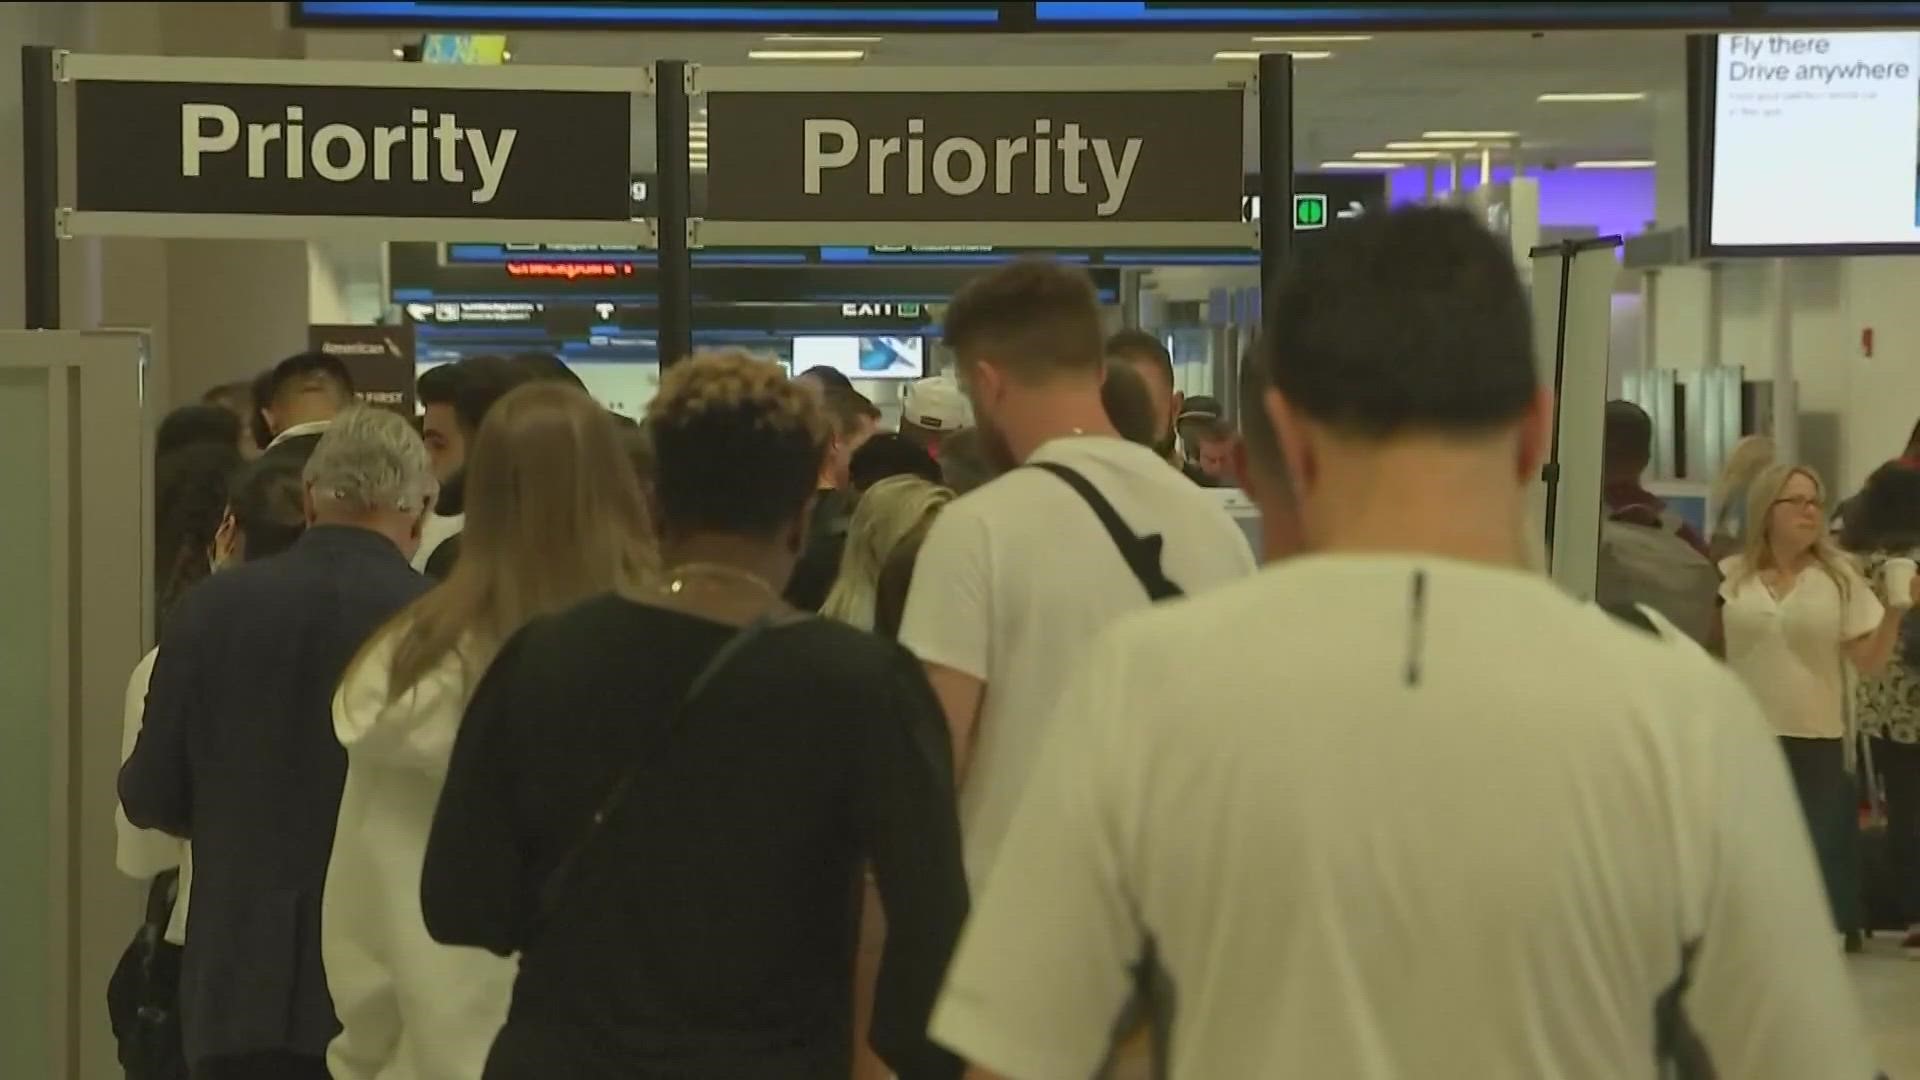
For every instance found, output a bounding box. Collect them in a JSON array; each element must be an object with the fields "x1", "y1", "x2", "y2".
[
  {"x1": 1719, "y1": 462, "x2": 1912, "y2": 947},
  {"x1": 1709, "y1": 434, "x2": 1775, "y2": 559},
  {"x1": 323, "y1": 382, "x2": 656, "y2": 1080},
  {"x1": 824, "y1": 475, "x2": 954, "y2": 631}
]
